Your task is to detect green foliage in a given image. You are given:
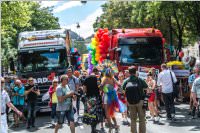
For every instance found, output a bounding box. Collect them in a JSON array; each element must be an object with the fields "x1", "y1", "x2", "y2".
[
  {"x1": 28, "y1": 2, "x2": 60, "y2": 31},
  {"x1": 74, "y1": 42, "x2": 88, "y2": 55},
  {"x1": 1, "y1": 1, "x2": 60, "y2": 69},
  {"x1": 93, "y1": 1, "x2": 200, "y2": 52}
]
